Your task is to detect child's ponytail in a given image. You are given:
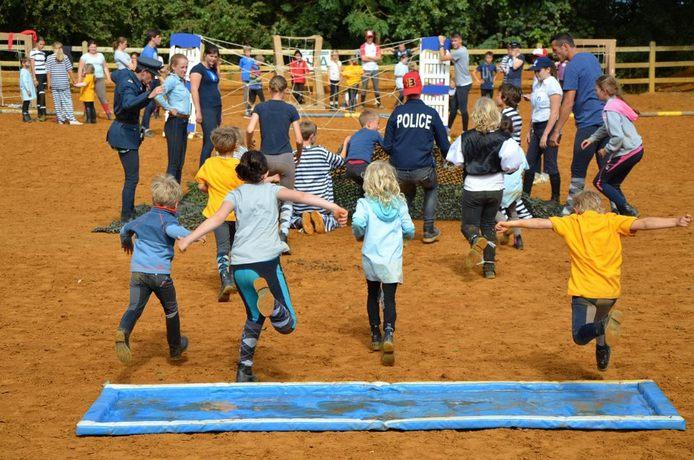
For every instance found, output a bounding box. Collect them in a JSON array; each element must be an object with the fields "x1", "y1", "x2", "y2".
[
  {"x1": 236, "y1": 150, "x2": 268, "y2": 183},
  {"x1": 596, "y1": 75, "x2": 639, "y2": 115}
]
